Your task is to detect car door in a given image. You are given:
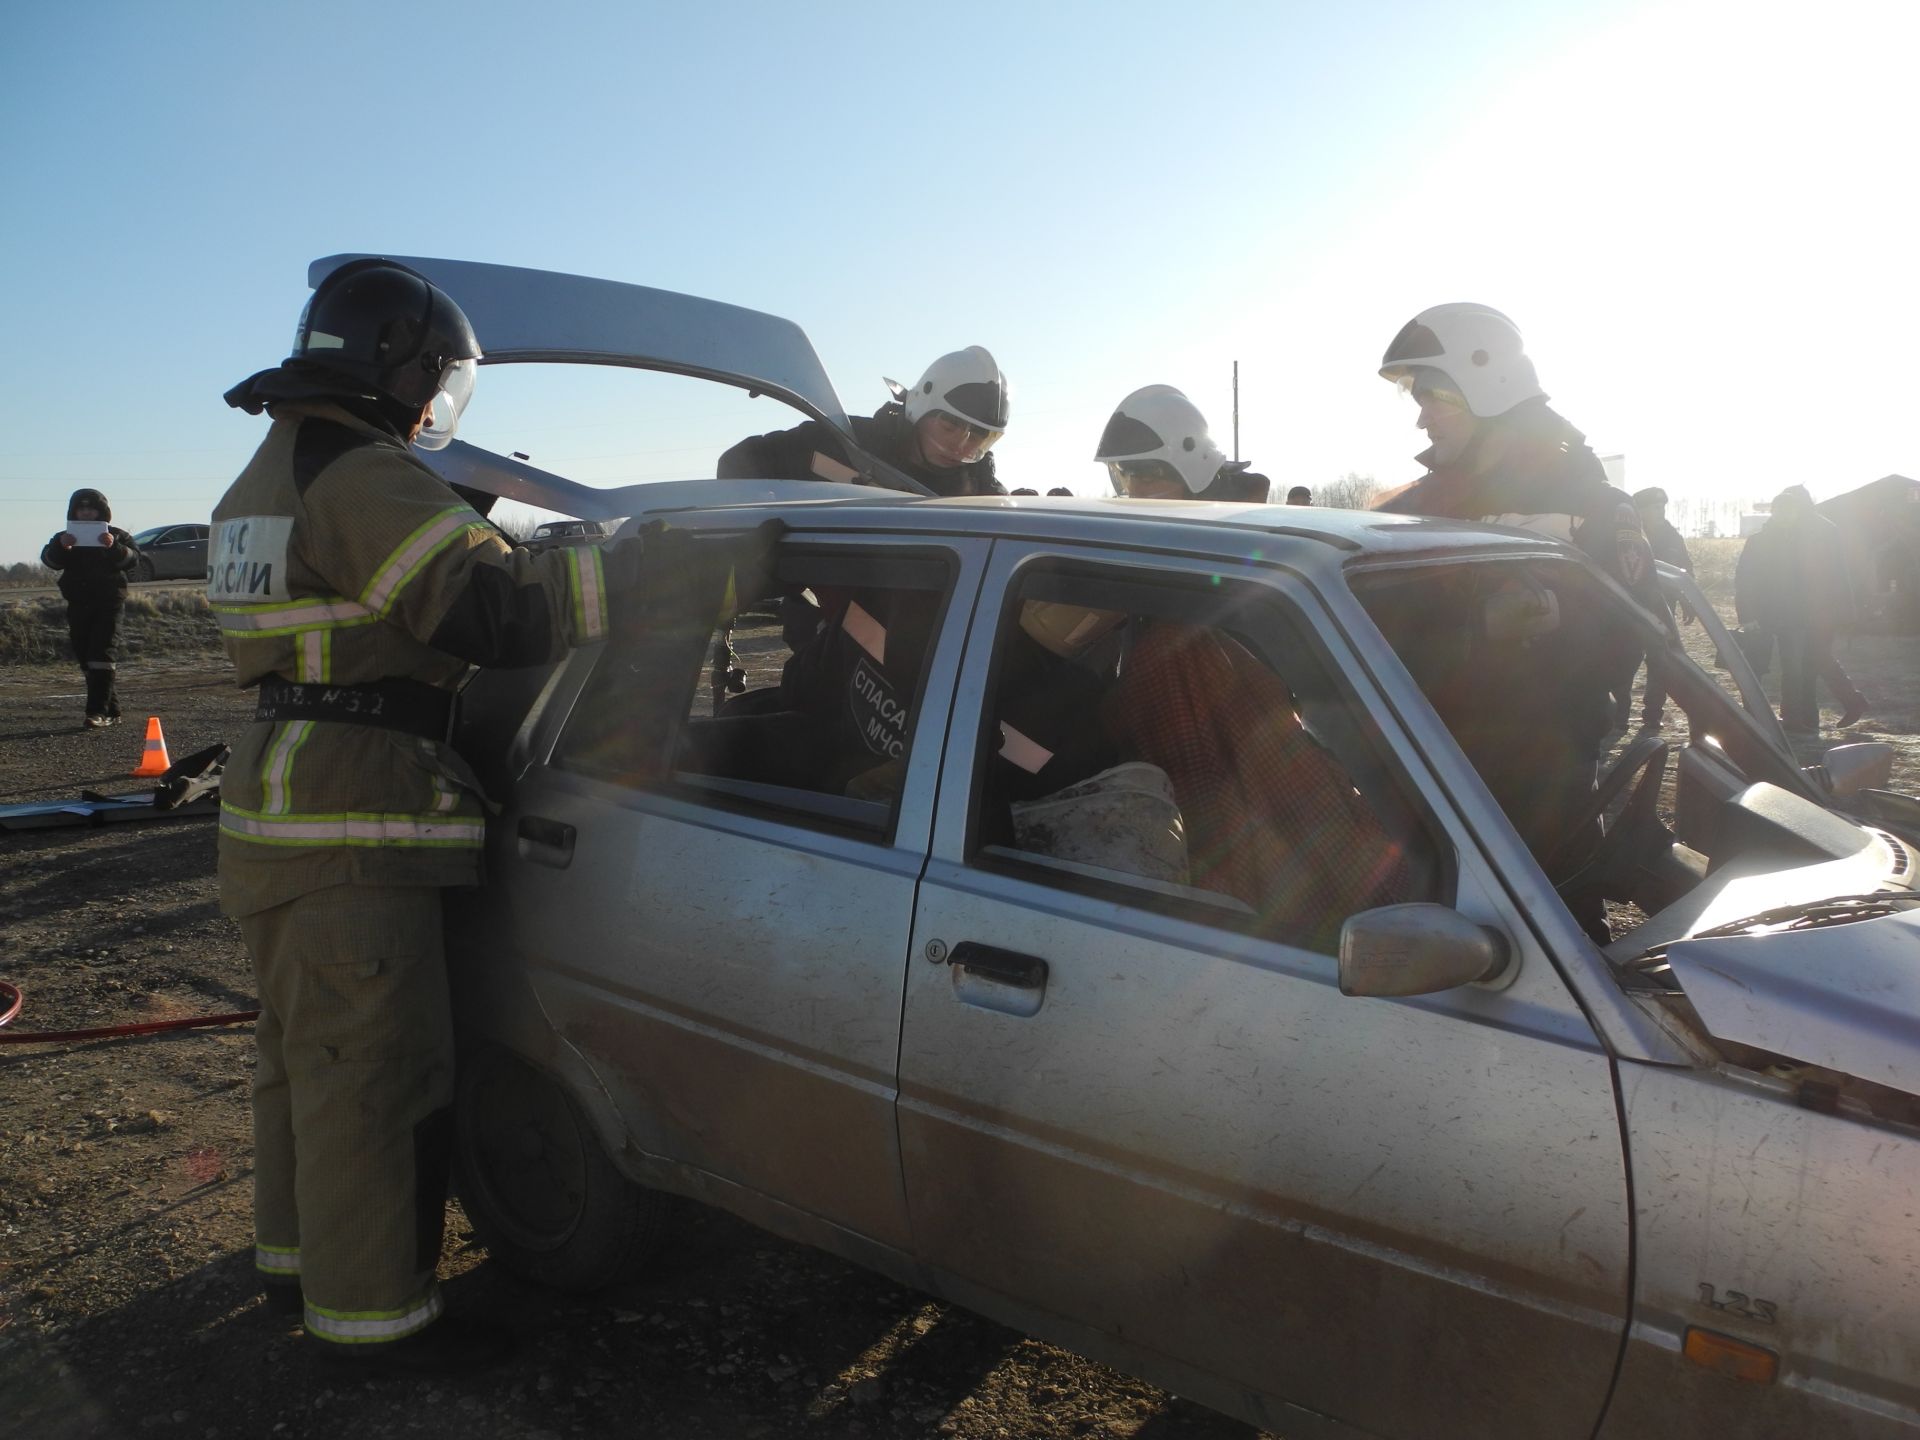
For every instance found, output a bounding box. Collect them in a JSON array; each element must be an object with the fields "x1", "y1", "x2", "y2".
[
  {"x1": 182, "y1": 524, "x2": 210, "y2": 580},
  {"x1": 142, "y1": 525, "x2": 207, "y2": 579},
  {"x1": 897, "y1": 542, "x2": 1632, "y2": 1440},
  {"x1": 143, "y1": 526, "x2": 182, "y2": 578},
  {"x1": 489, "y1": 529, "x2": 986, "y2": 1251}
]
